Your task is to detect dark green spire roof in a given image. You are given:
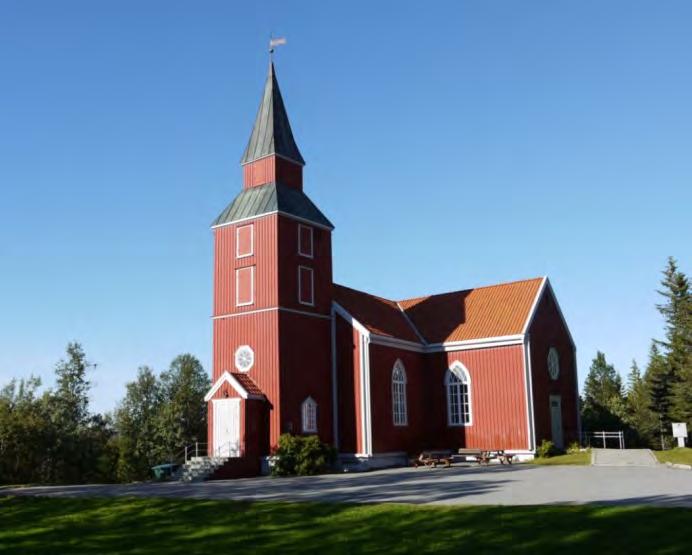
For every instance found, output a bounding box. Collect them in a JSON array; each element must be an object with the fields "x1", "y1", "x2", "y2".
[
  {"x1": 240, "y1": 62, "x2": 305, "y2": 166},
  {"x1": 212, "y1": 182, "x2": 333, "y2": 229}
]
